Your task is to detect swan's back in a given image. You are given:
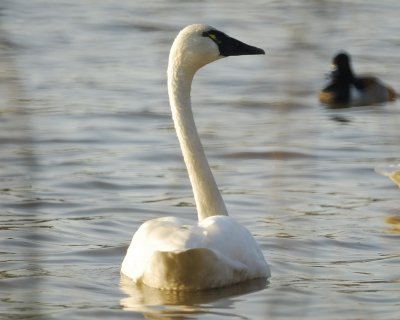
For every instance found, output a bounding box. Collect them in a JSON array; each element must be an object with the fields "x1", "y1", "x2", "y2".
[{"x1": 121, "y1": 216, "x2": 269, "y2": 290}]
